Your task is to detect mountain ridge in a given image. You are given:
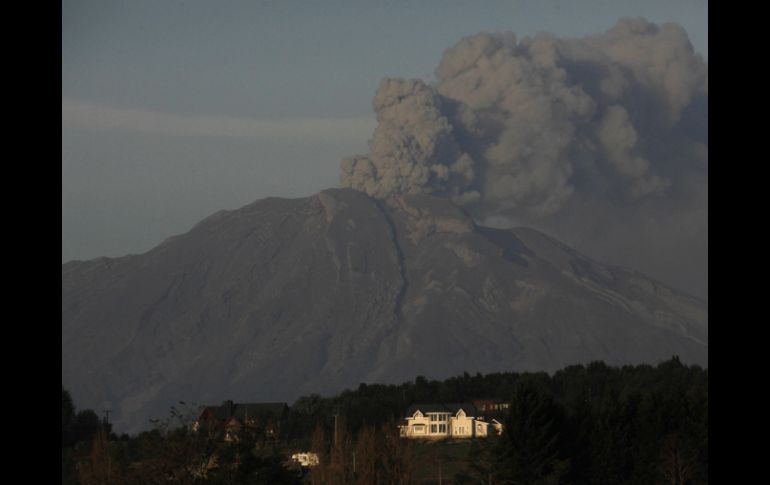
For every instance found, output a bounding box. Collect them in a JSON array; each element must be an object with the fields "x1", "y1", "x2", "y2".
[{"x1": 62, "y1": 188, "x2": 707, "y2": 433}]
